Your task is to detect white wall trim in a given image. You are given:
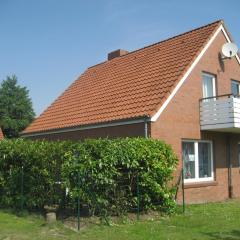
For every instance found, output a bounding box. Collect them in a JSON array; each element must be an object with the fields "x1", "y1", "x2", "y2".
[
  {"x1": 21, "y1": 118, "x2": 149, "y2": 137},
  {"x1": 220, "y1": 25, "x2": 240, "y2": 64},
  {"x1": 151, "y1": 24, "x2": 240, "y2": 122}
]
